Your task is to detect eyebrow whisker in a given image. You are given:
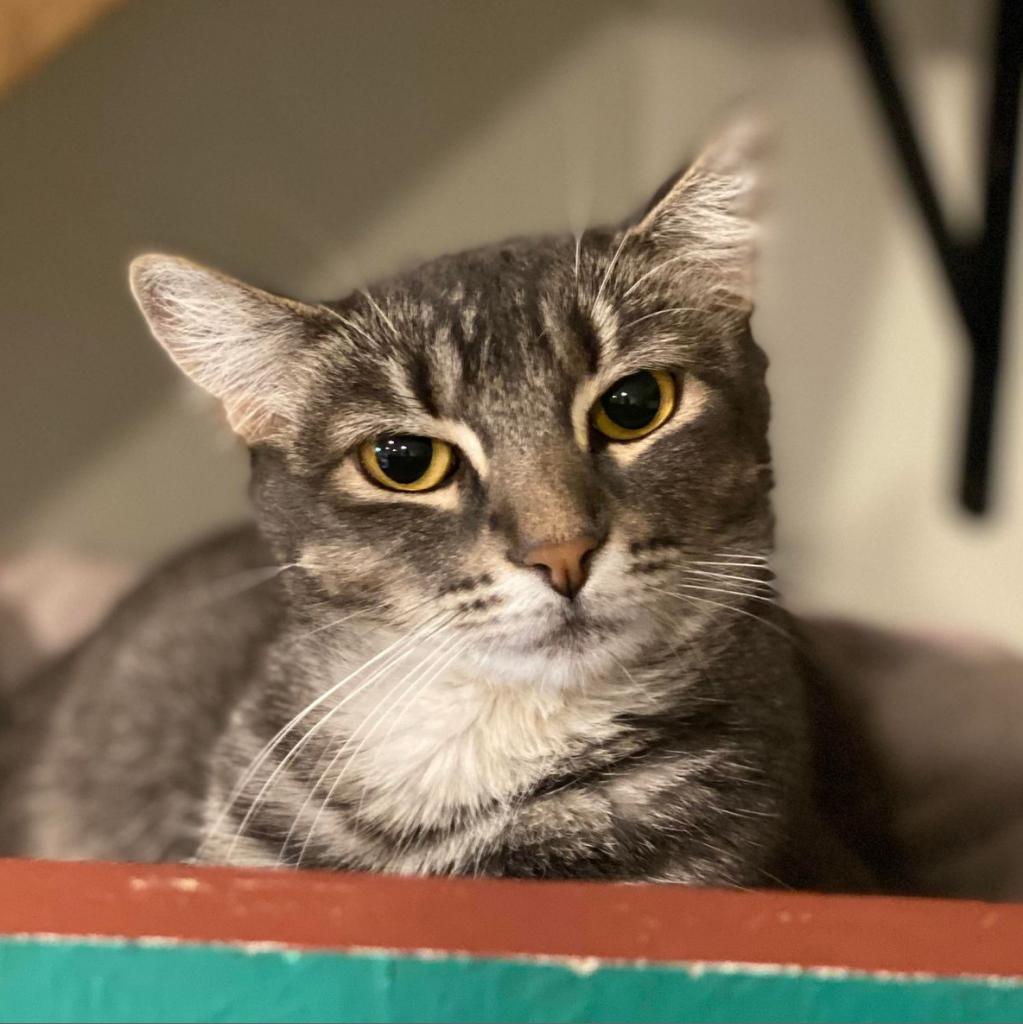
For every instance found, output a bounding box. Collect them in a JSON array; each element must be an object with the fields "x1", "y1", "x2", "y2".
[
  {"x1": 620, "y1": 306, "x2": 707, "y2": 332},
  {"x1": 319, "y1": 305, "x2": 384, "y2": 349},
  {"x1": 593, "y1": 230, "x2": 632, "y2": 310},
  {"x1": 360, "y1": 287, "x2": 400, "y2": 340}
]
